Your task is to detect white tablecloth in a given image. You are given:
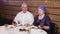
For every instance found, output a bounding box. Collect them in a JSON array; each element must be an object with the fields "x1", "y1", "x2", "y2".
[
  {"x1": 0, "y1": 25, "x2": 47, "y2": 34},
  {"x1": 30, "y1": 29, "x2": 47, "y2": 34}
]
